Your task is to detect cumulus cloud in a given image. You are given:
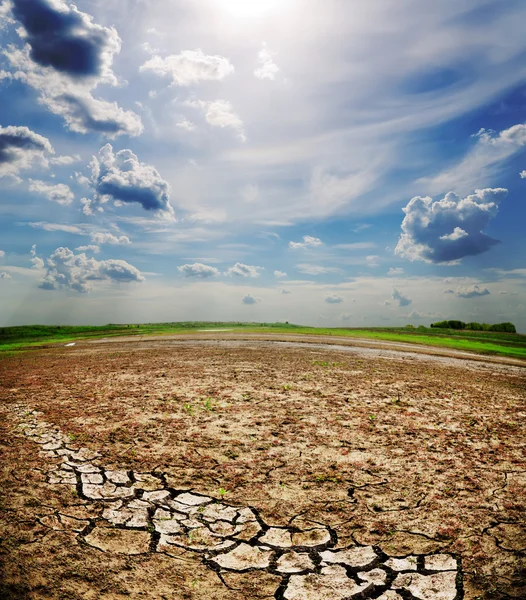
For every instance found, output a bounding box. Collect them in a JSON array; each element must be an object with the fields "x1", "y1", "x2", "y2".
[
  {"x1": 178, "y1": 263, "x2": 219, "y2": 278},
  {"x1": 39, "y1": 246, "x2": 143, "y2": 293},
  {"x1": 225, "y1": 262, "x2": 262, "y2": 278},
  {"x1": 0, "y1": 271, "x2": 11, "y2": 279},
  {"x1": 396, "y1": 188, "x2": 508, "y2": 264},
  {"x1": 29, "y1": 244, "x2": 44, "y2": 269},
  {"x1": 83, "y1": 144, "x2": 173, "y2": 217},
  {"x1": 0, "y1": 125, "x2": 53, "y2": 177},
  {"x1": 392, "y1": 288, "x2": 412, "y2": 307},
  {"x1": 2, "y1": 7, "x2": 142, "y2": 138},
  {"x1": 274, "y1": 270, "x2": 287, "y2": 278},
  {"x1": 28, "y1": 179, "x2": 74, "y2": 205},
  {"x1": 242, "y1": 294, "x2": 260, "y2": 305},
  {"x1": 140, "y1": 49, "x2": 234, "y2": 85},
  {"x1": 325, "y1": 294, "x2": 344, "y2": 304},
  {"x1": 90, "y1": 232, "x2": 131, "y2": 246},
  {"x1": 387, "y1": 267, "x2": 405, "y2": 276},
  {"x1": 185, "y1": 99, "x2": 245, "y2": 141},
  {"x1": 450, "y1": 285, "x2": 490, "y2": 299},
  {"x1": 520, "y1": 170, "x2": 526, "y2": 179},
  {"x1": 75, "y1": 244, "x2": 100, "y2": 253},
  {"x1": 289, "y1": 235, "x2": 323, "y2": 249},
  {"x1": 254, "y1": 43, "x2": 279, "y2": 80}
]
